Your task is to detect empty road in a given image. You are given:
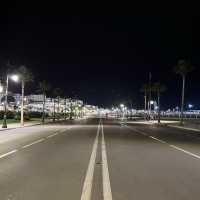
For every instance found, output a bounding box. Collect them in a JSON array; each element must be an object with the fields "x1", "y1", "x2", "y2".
[{"x1": 0, "y1": 117, "x2": 200, "y2": 199}]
